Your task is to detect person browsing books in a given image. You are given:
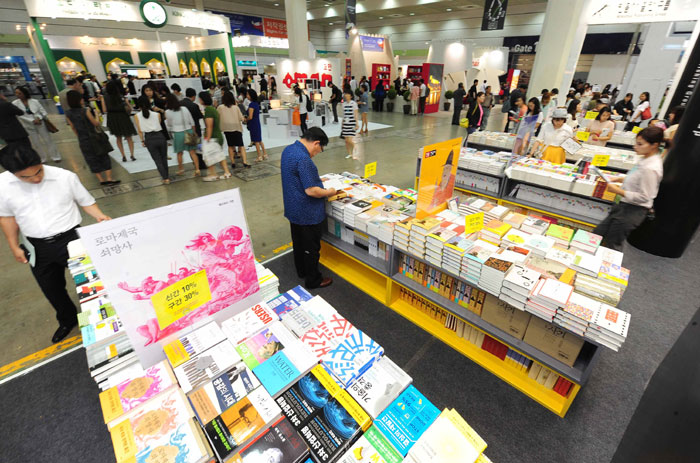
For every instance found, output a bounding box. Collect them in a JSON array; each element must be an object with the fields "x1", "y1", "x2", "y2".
[
  {"x1": 280, "y1": 128, "x2": 335, "y2": 289},
  {"x1": 529, "y1": 108, "x2": 574, "y2": 164},
  {"x1": 0, "y1": 143, "x2": 111, "y2": 343},
  {"x1": 593, "y1": 127, "x2": 664, "y2": 251}
]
